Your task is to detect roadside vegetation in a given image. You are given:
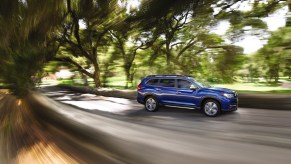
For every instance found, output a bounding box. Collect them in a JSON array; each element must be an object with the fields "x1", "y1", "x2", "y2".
[
  {"x1": 0, "y1": 0, "x2": 291, "y2": 97},
  {"x1": 41, "y1": 76, "x2": 291, "y2": 94}
]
